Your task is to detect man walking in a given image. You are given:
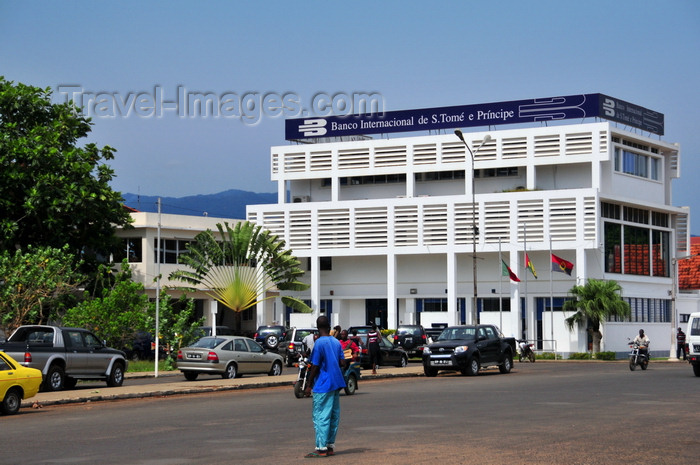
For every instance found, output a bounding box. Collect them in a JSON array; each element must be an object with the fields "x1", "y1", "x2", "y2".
[
  {"x1": 304, "y1": 316, "x2": 346, "y2": 458},
  {"x1": 677, "y1": 327, "x2": 687, "y2": 360}
]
